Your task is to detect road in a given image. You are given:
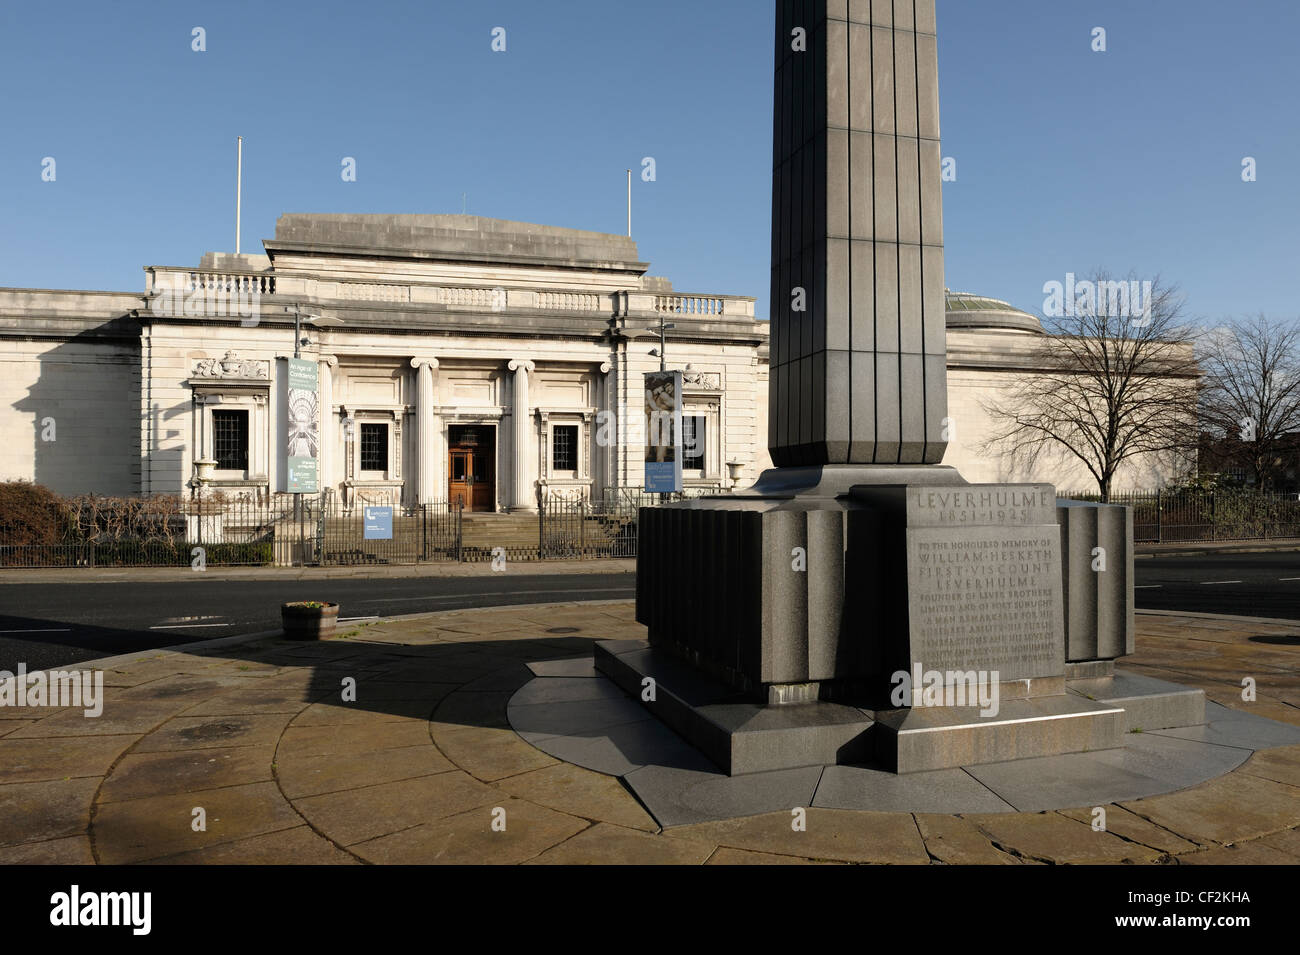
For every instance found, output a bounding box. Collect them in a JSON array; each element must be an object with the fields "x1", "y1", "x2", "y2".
[
  {"x1": 2, "y1": 550, "x2": 1299, "y2": 672},
  {"x1": 1132, "y1": 551, "x2": 1300, "y2": 619},
  {"x1": 0, "y1": 573, "x2": 636, "y2": 671}
]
